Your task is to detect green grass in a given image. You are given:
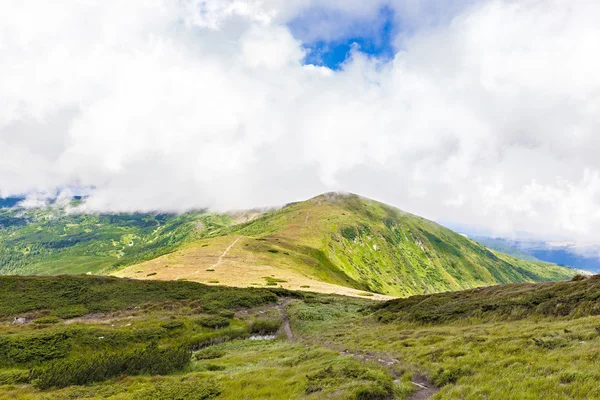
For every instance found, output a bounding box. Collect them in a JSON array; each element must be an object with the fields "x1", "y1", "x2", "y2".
[
  {"x1": 289, "y1": 275, "x2": 600, "y2": 399},
  {"x1": 1, "y1": 193, "x2": 576, "y2": 298},
  {"x1": 0, "y1": 275, "x2": 409, "y2": 400},
  {"x1": 3, "y1": 275, "x2": 600, "y2": 398},
  {"x1": 0, "y1": 208, "x2": 233, "y2": 275},
  {"x1": 223, "y1": 193, "x2": 576, "y2": 296}
]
